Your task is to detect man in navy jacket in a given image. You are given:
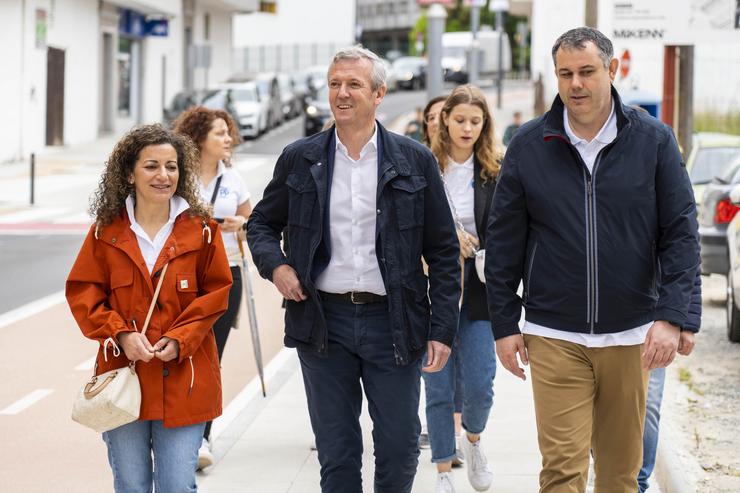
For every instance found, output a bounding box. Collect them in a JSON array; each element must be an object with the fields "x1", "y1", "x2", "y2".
[
  {"x1": 248, "y1": 46, "x2": 460, "y2": 493},
  {"x1": 485, "y1": 27, "x2": 699, "y2": 492}
]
